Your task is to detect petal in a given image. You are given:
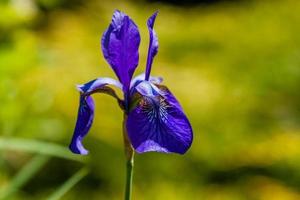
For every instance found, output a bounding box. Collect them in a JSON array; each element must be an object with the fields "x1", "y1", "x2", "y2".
[
  {"x1": 77, "y1": 78, "x2": 123, "y2": 108},
  {"x1": 145, "y1": 12, "x2": 159, "y2": 80},
  {"x1": 69, "y1": 78, "x2": 123, "y2": 155},
  {"x1": 126, "y1": 85, "x2": 193, "y2": 154},
  {"x1": 69, "y1": 95, "x2": 94, "y2": 155},
  {"x1": 134, "y1": 81, "x2": 164, "y2": 97},
  {"x1": 128, "y1": 76, "x2": 163, "y2": 111},
  {"x1": 77, "y1": 77, "x2": 122, "y2": 94},
  {"x1": 101, "y1": 10, "x2": 141, "y2": 91},
  {"x1": 130, "y1": 73, "x2": 163, "y2": 89}
]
